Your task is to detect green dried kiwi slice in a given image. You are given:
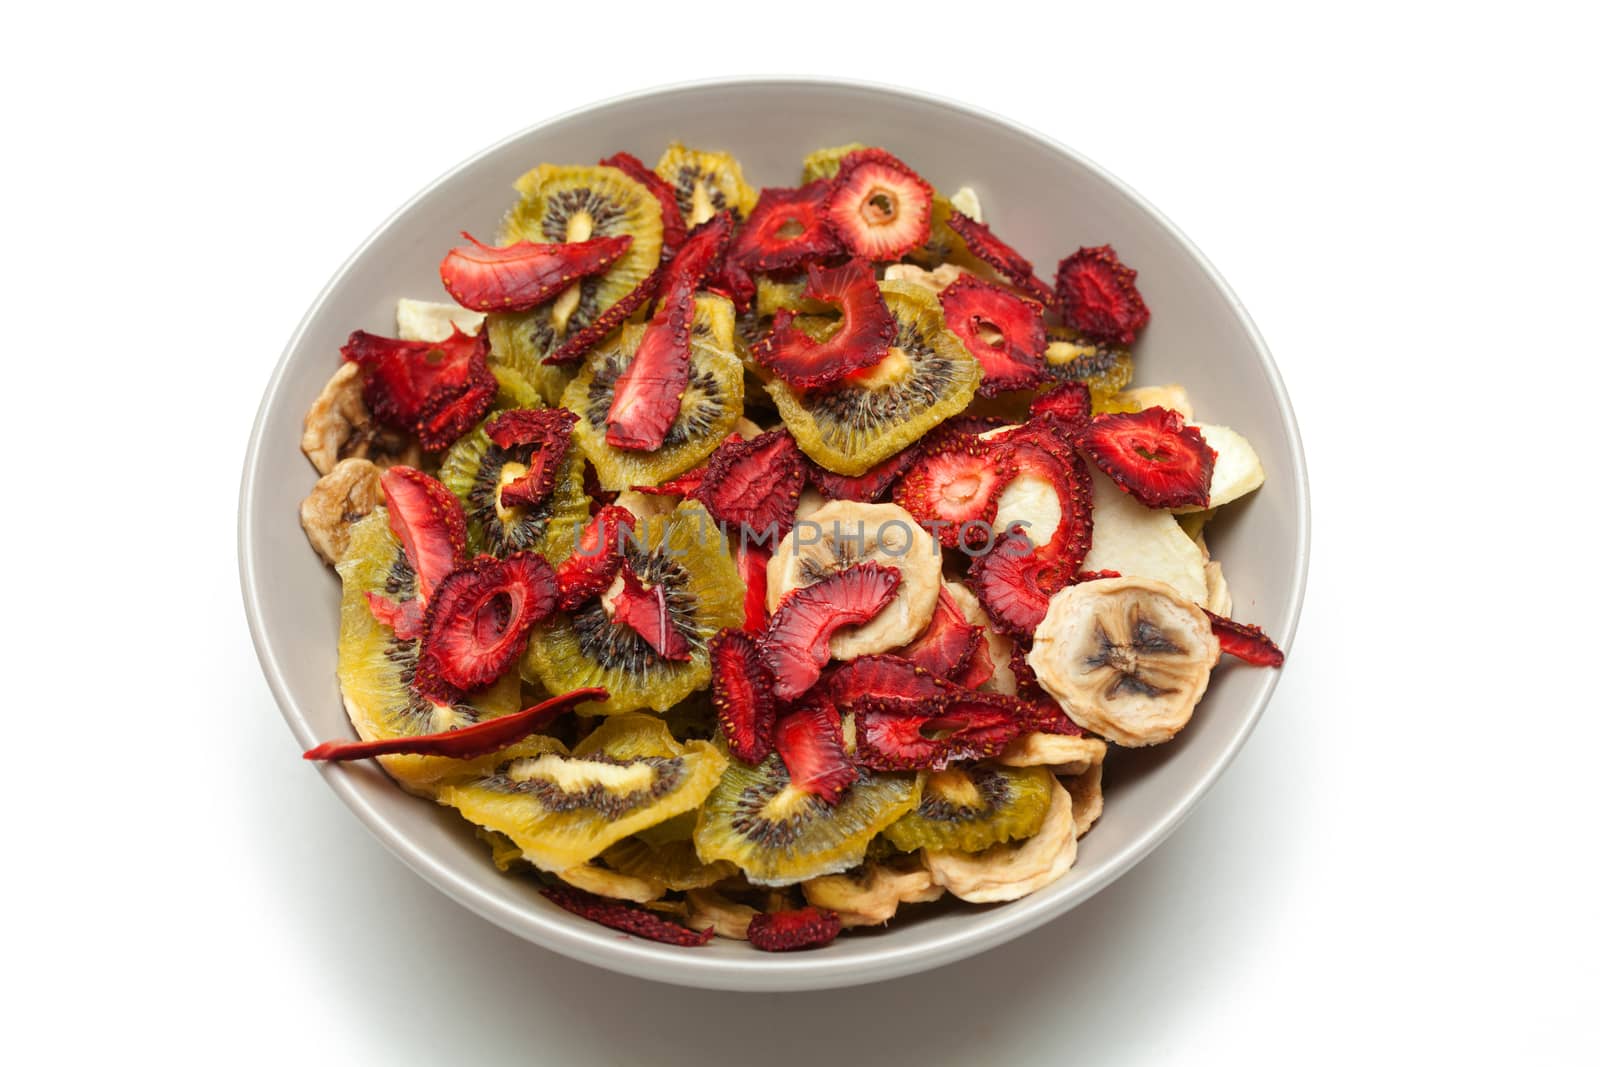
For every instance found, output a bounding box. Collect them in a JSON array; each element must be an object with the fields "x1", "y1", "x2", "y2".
[
  {"x1": 486, "y1": 164, "x2": 664, "y2": 397},
  {"x1": 800, "y1": 142, "x2": 867, "y2": 184},
  {"x1": 1043, "y1": 326, "x2": 1134, "y2": 412},
  {"x1": 602, "y1": 837, "x2": 738, "y2": 891},
  {"x1": 654, "y1": 142, "x2": 759, "y2": 225},
  {"x1": 767, "y1": 281, "x2": 981, "y2": 475},
  {"x1": 755, "y1": 274, "x2": 836, "y2": 319},
  {"x1": 522, "y1": 501, "x2": 744, "y2": 715},
  {"x1": 435, "y1": 714, "x2": 727, "y2": 873},
  {"x1": 907, "y1": 195, "x2": 987, "y2": 272},
  {"x1": 883, "y1": 764, "x2": 1053, "y2": 854},
  {"x1": 691, "y1": 292, "x2": 739, "y2": 354},
  {"x1": 334, "y1": 510, "x2": 523, "y2": 795},
  {"x1": 694, "y1": 746, "x2": 922, "y2": 886},
  {"x1": 564, "y1": 316, "x2": 744, "y2": 491},
  {"x1": 489, "y1": 363, "x2": 545, "y2": 411},
  {"x1": 437, "y1": 416, "x2": 589, "y2": 563}
]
